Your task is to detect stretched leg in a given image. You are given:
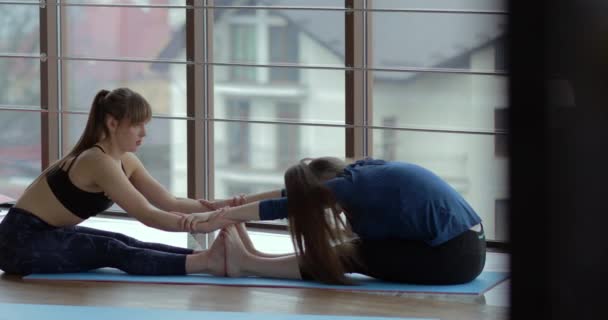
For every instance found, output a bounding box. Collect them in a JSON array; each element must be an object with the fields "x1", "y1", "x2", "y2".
[
  {"x1": 11, "y1": 227, "x2": 224, "y2": 276},
  {"x1": 72, "y1": 225, "x2": 227, "y2": 275},
  {"x1": 234, "y1": 223, "x2": 293, "y2": 258},
  {"x1": 73, "y1": 225, "x2": 193, "y2": 254},
  {"x1": 222, "y1": 225, "x2": 301, "y2": 279}
]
